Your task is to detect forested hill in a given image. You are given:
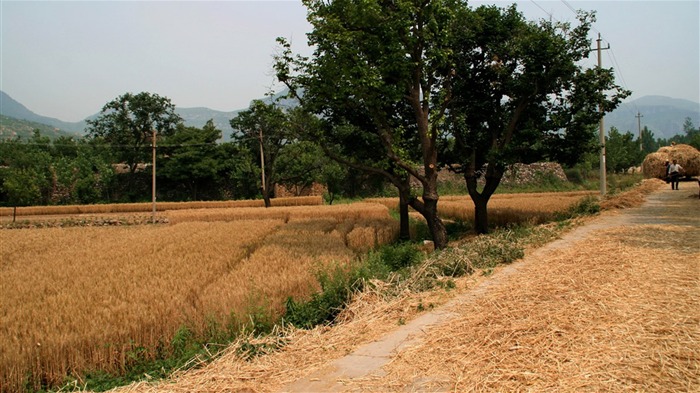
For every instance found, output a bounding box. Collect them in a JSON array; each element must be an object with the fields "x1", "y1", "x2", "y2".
[
  {"x1": 1, "y1": 90, "x2": 698, "y2": 141},
  {"x1": 0, "y1": 91, "x2": 88, "y2": 134},
  {"x1": 0, "y1": 115, "x2": 81, "y2": 140}
]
